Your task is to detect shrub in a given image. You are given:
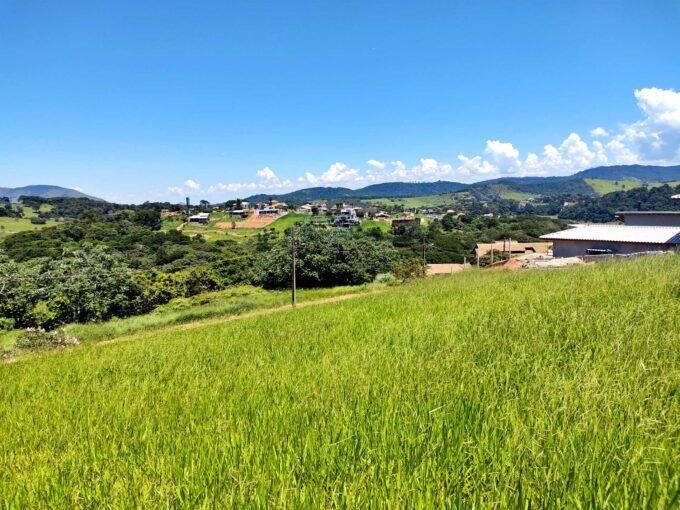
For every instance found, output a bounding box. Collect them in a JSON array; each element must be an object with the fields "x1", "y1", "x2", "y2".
[
  {"x1": 29, "y1": 217, "x2": 46, "y2": 225},
  {"x1": 15, "y1": 328, "x2": 80, "y2": 350},
  {"x1": 258, "y1": 224, "x2": 397, "y2": 289},
  {"x1": 392, "y1": 258, "x2": 426, "y2": 281},
  {"x1": 0, "y1": 317, "x2": 15, "y2": 331},
  {"x1": 374, "y1": 273, "x2": 397, "y2": 285}
]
